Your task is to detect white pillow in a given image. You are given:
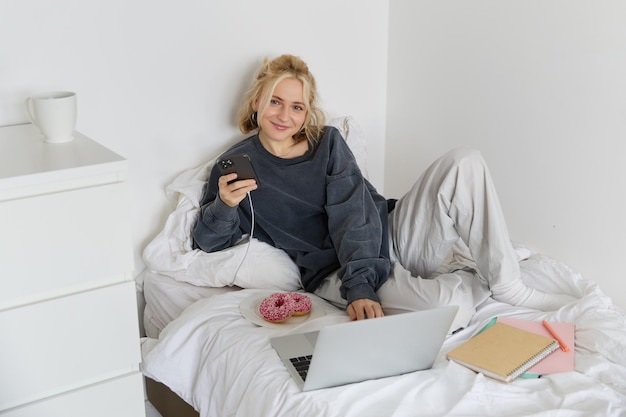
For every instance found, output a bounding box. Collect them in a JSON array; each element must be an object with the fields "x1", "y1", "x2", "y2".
[
  {"x1": 143, "y1": 182, "x2": 302, "y2": 290},
  {"x1": 142, "y1": 116, "x2": 366, "y2": 290},
  {"x1": 328, "y1": 116, "x2": 369, "y2": 178},
  {"x1": 182, "y1": 238, "x2": 301, "y2": 290}
]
